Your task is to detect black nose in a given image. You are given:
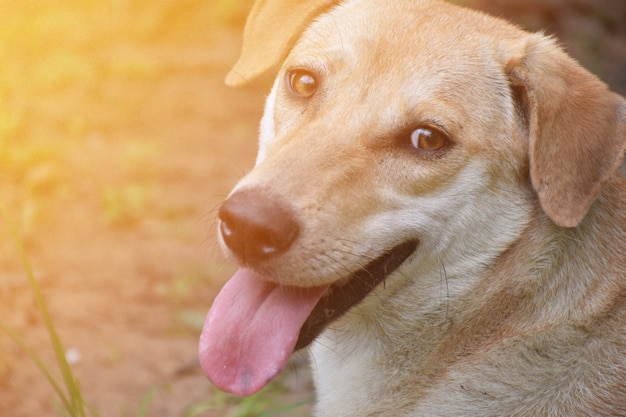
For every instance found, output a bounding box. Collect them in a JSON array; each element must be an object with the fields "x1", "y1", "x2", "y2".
[{"x1": 218, "y1": 189, "x2": 300, "y2": 264}]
